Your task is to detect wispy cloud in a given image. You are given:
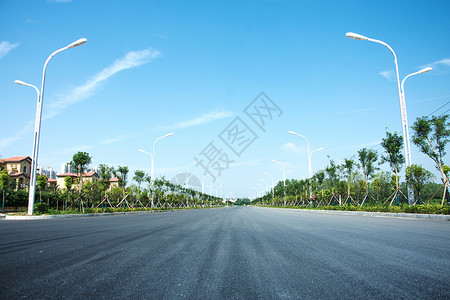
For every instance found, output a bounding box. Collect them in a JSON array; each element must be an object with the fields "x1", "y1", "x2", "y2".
[
  {"x1": 58, "y1": 145, "x2": 94, "y2": 155},
  {"x1": 420, "y1": 58, "x2": 450, "y2": 75},
  {"x1": 160, "y1": 109, "x2": 235, "y2": 130},
  {"x1": 0, "y1": 121, "x2": 33, "y2": 151},
  {"x1": 281, "y1": 142, "x2": 305, "y2": 154},
  {"x1": 46, "y1": 48, "x2": 161, "y2": 119},
  {"x1": 0, "y1": 41, "x2": 19, "y2": 60},
  {"x1": 100, "y1": 136, "x2": 130, "y2": 145},
  {"x1": 379, "y1": 70, "x2": 395, "y2": 81}
]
